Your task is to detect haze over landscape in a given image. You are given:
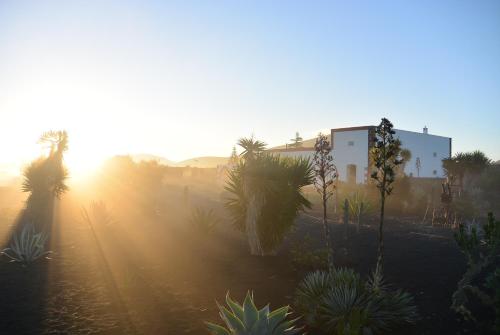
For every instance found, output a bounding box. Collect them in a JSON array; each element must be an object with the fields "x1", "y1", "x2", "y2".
[{"x1": 1, "y1": 2, "x2": 500, "y2": 335}]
